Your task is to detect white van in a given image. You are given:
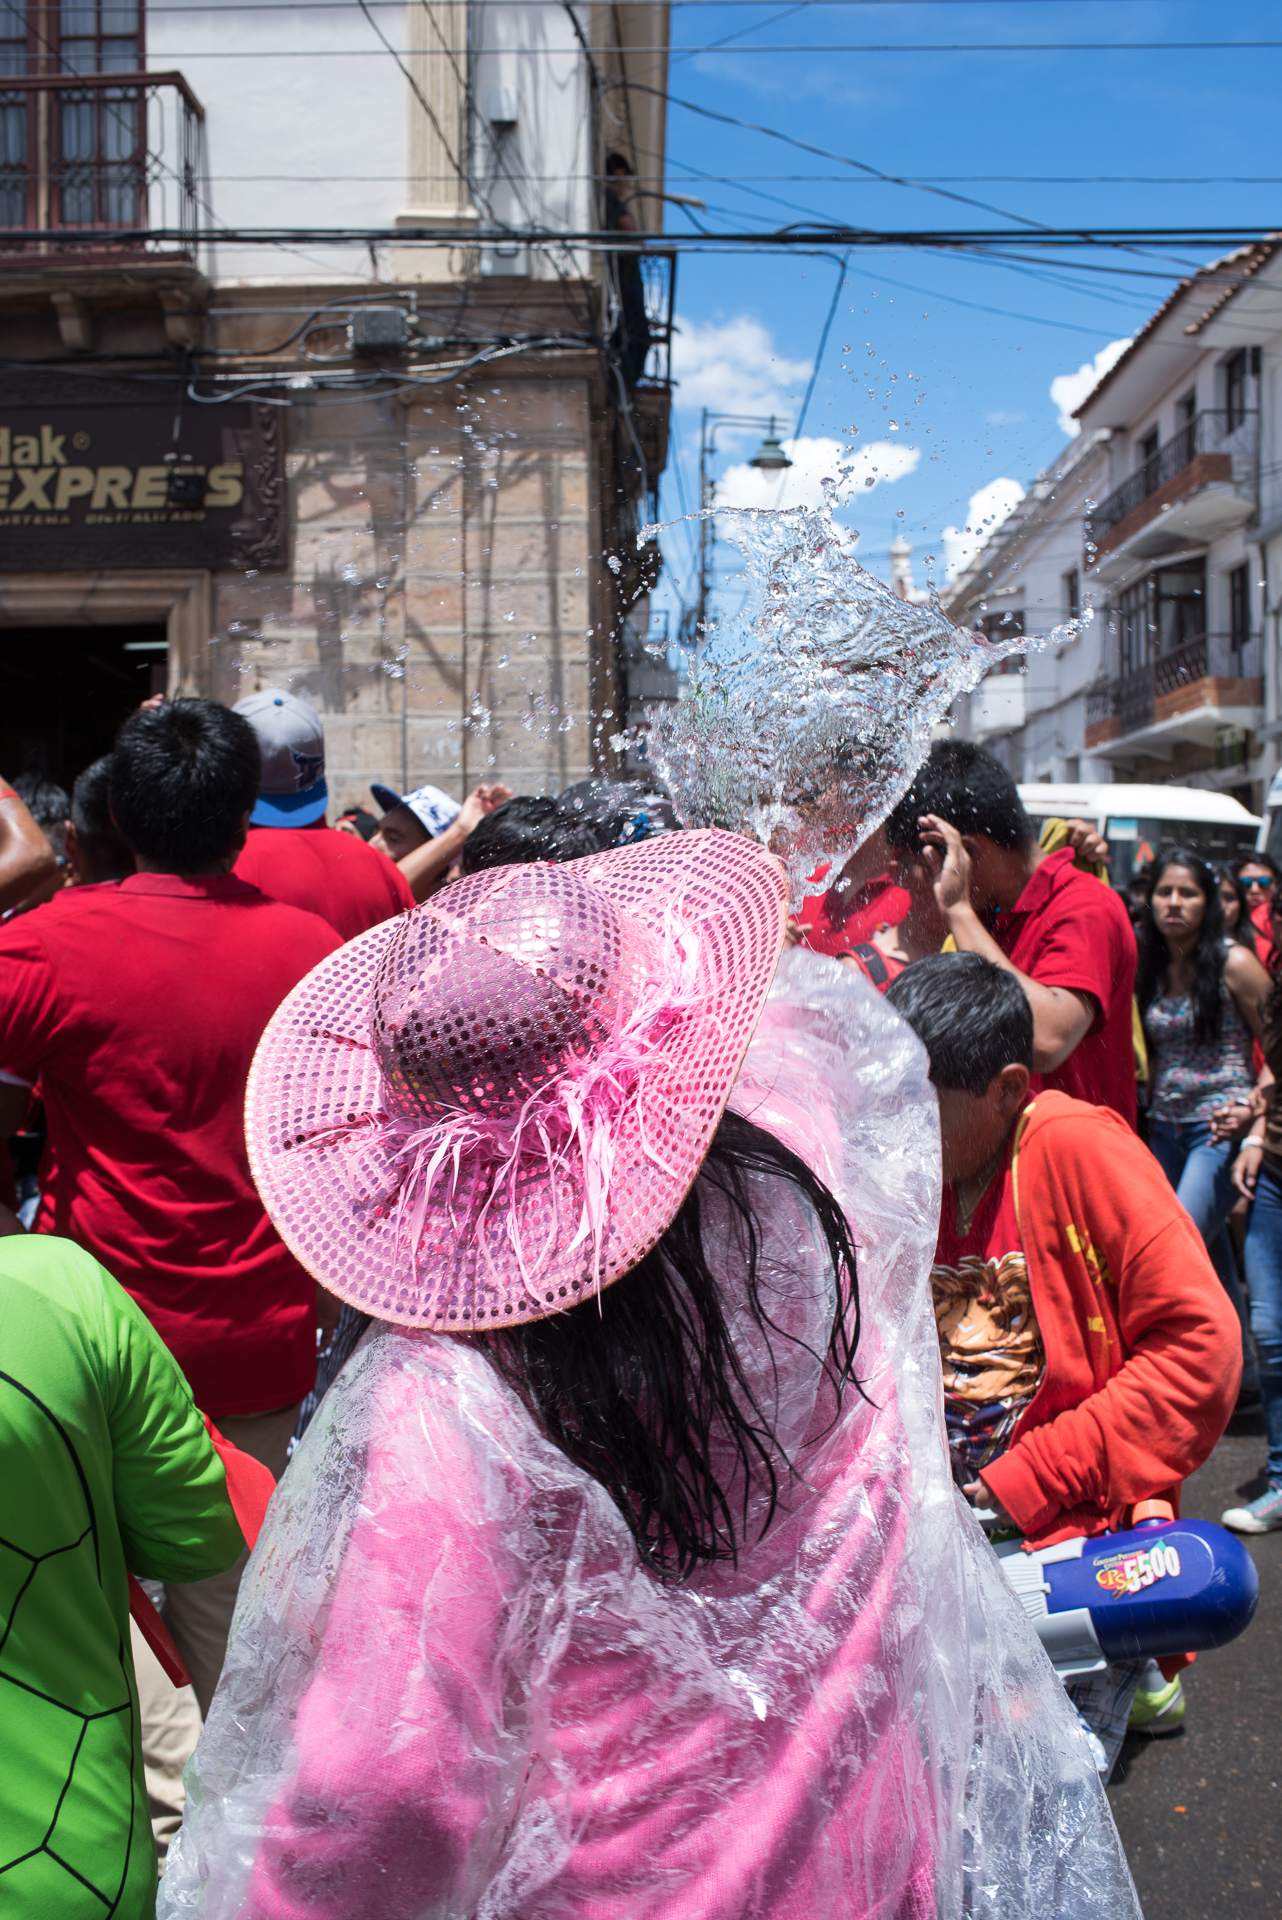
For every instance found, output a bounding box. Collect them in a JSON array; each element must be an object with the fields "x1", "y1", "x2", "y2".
[
  {"x1": 1016, "y1": 784, "x2": 1262, "y2": 890},
  {"x1": 1258, "y1": 771, "x2": 1282, "y2": 868}
]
